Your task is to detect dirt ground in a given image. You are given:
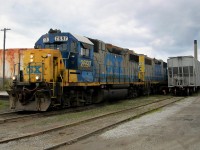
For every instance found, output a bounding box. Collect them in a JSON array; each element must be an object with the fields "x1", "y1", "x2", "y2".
[{"x1": 64, "y1": 96, "x2": 200, "y2": 150}]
